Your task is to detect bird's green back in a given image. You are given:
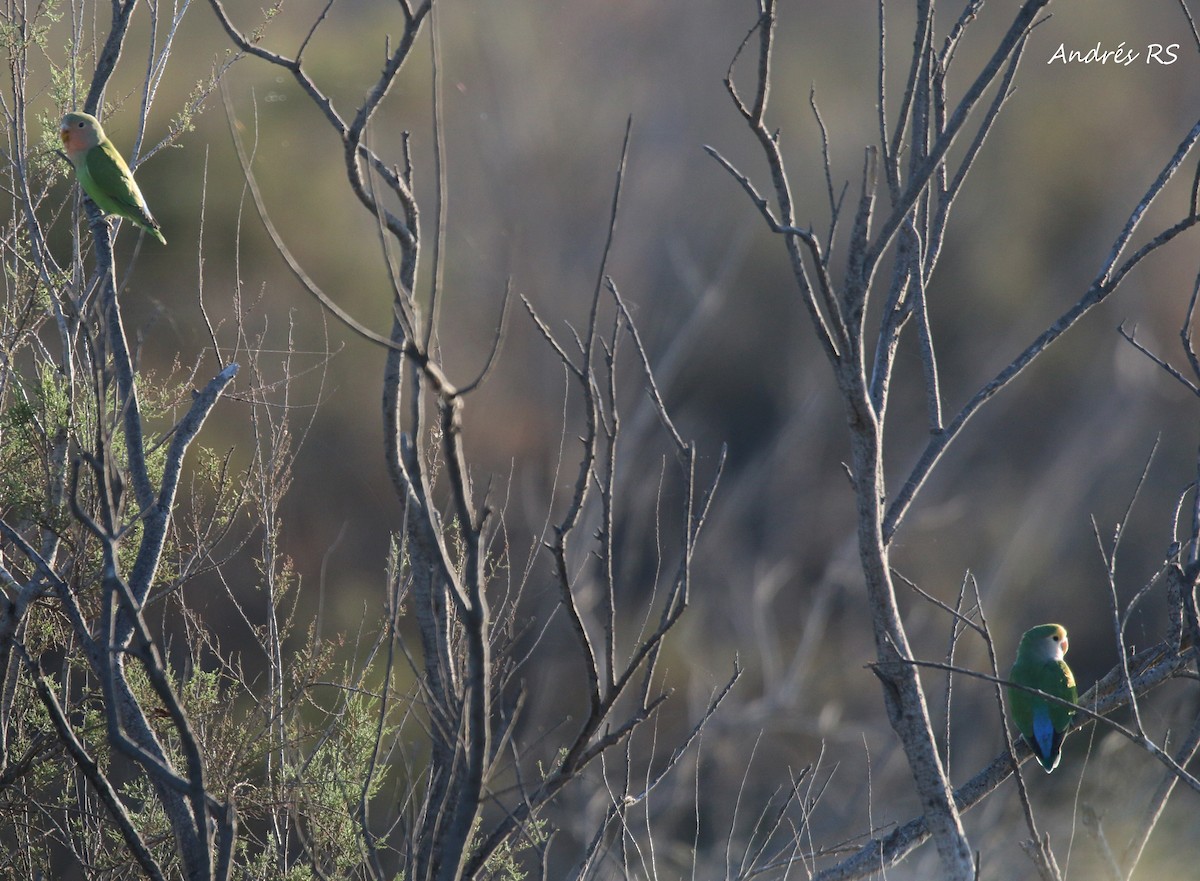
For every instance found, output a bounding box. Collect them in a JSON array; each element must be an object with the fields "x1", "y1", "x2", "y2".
[{"x1": 1009, "y1": 655, "x2": 1076, "y2": 737}]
